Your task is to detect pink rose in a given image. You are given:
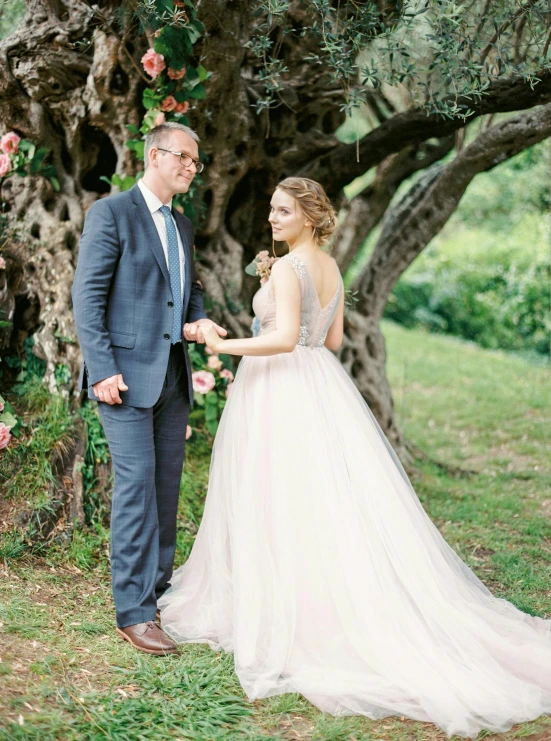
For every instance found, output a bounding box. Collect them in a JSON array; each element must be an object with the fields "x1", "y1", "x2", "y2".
[
  {"x1": 192, "y1": 370, "x2": 216, "y2": 394},
  {"x1": 185, "y1": 425, "x2": 192, "y2": 440},
  {"x1": 0, "y1": 423, "x2": 12, "y2": 449},
  {"x1": 0, "y1": 256, "x2": 5, "y2": 269},
  {"x1": 225, "y1": 382, "x2": 234, "y2": 399},
  {"x1": 219, "y1": 368, "x2": 234, "y2": 383},
  {"x1": 161, "y1": 95, "x2": 177, "y2": 112},
  {"x1": 0, "y1": 132, "x2": 20, "y2": 155},
  {"x1": 153, "y1": 111, "x2": 166, "y2": 127},
  {"x1": 141, "y1": 48, "x2": 166, "y2": 79},
  {"x1": 207, "y1": 354, "x2": 223, "y2": 371},
  {"x1": 168, "y1": 67, "x2": 186, "y2": 80},
  {"x1": 175, "y1": 101, "x2": 189, "y2": 114},
  {"x1": 0, "y1": 154, "x2": 12, "y2": 178}
]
